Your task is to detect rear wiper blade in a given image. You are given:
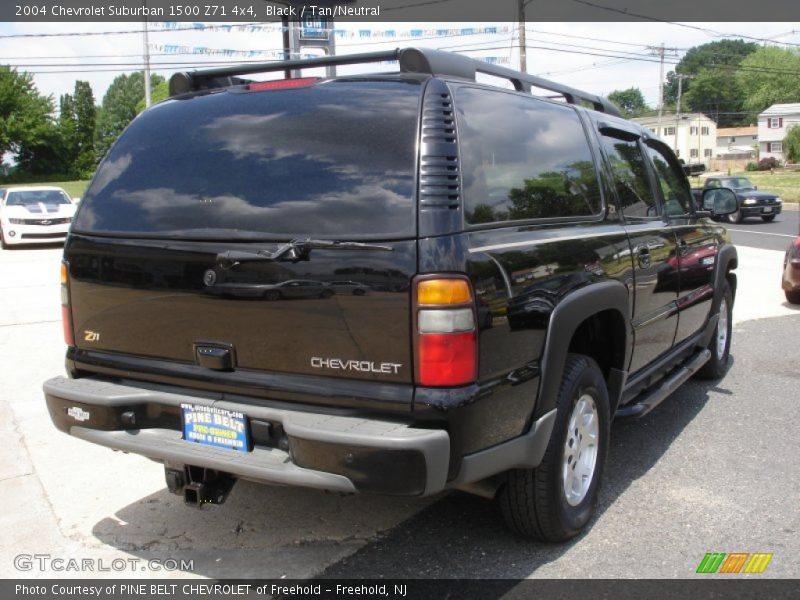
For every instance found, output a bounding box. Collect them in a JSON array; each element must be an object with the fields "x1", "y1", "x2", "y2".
[{"x1": 216, "y1": 238, "x2": 393, "y2": 269}]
